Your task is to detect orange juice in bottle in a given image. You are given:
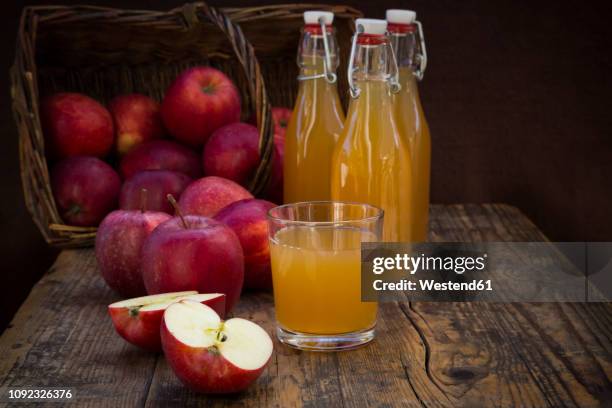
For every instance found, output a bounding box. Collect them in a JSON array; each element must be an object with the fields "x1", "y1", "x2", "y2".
[
  {"x1": 284, "y1": 11, "x2": 345, "y2": 203},
  {"x1": 387, "y1": 10, "x2": 431, "y2": 241},
  {"x1": 331, "y1": 19, "x2": 414, "y2": 241}
]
